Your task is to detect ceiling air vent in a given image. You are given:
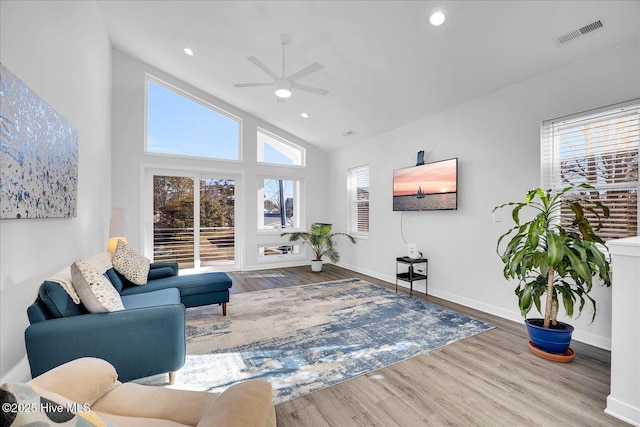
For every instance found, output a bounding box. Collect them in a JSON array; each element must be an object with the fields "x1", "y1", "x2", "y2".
[{"x1": 553, "y1": 19, "x2": 606, "y2": 46}]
